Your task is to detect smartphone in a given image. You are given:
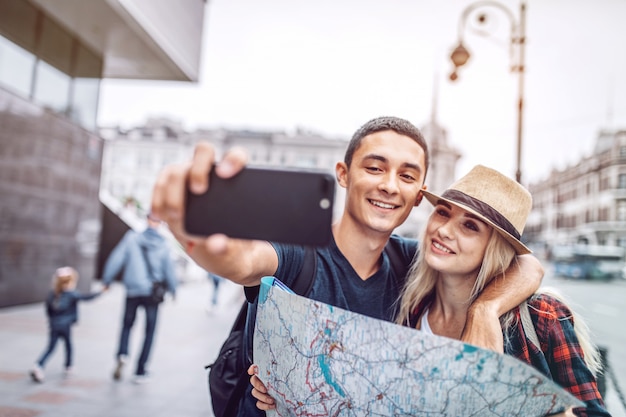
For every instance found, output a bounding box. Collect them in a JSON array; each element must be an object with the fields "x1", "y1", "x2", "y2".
[{"x1": 184, "y1": 166, "x2": 335, "y2": 246}]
